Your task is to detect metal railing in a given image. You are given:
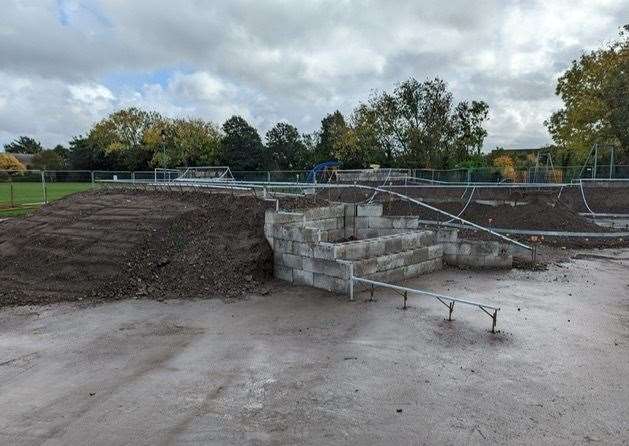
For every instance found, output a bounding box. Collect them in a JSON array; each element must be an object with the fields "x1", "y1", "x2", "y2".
[
  {"x1": 2, "y1": 164, "x2": 629, "y2": 212},
  {"x1": 351, "y1": 275, "x2": 500, "y2": 333}
]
